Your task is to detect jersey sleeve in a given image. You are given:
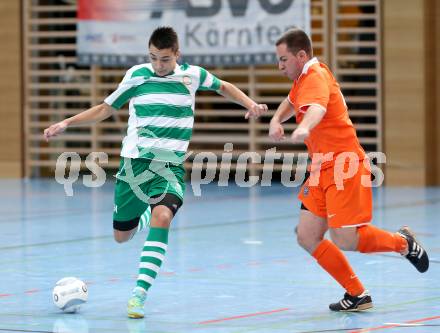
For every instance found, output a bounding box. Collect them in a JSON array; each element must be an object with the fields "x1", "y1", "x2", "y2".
[
  {"x1": 197, "y1": 66, "x2": 221, "y2": 91},
  {"x1": 104, "y1": 67, "x2": 144, "y2": 110},
  {"x1": 294, "y1": 72, "x2": 330, "y2": 113}
]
